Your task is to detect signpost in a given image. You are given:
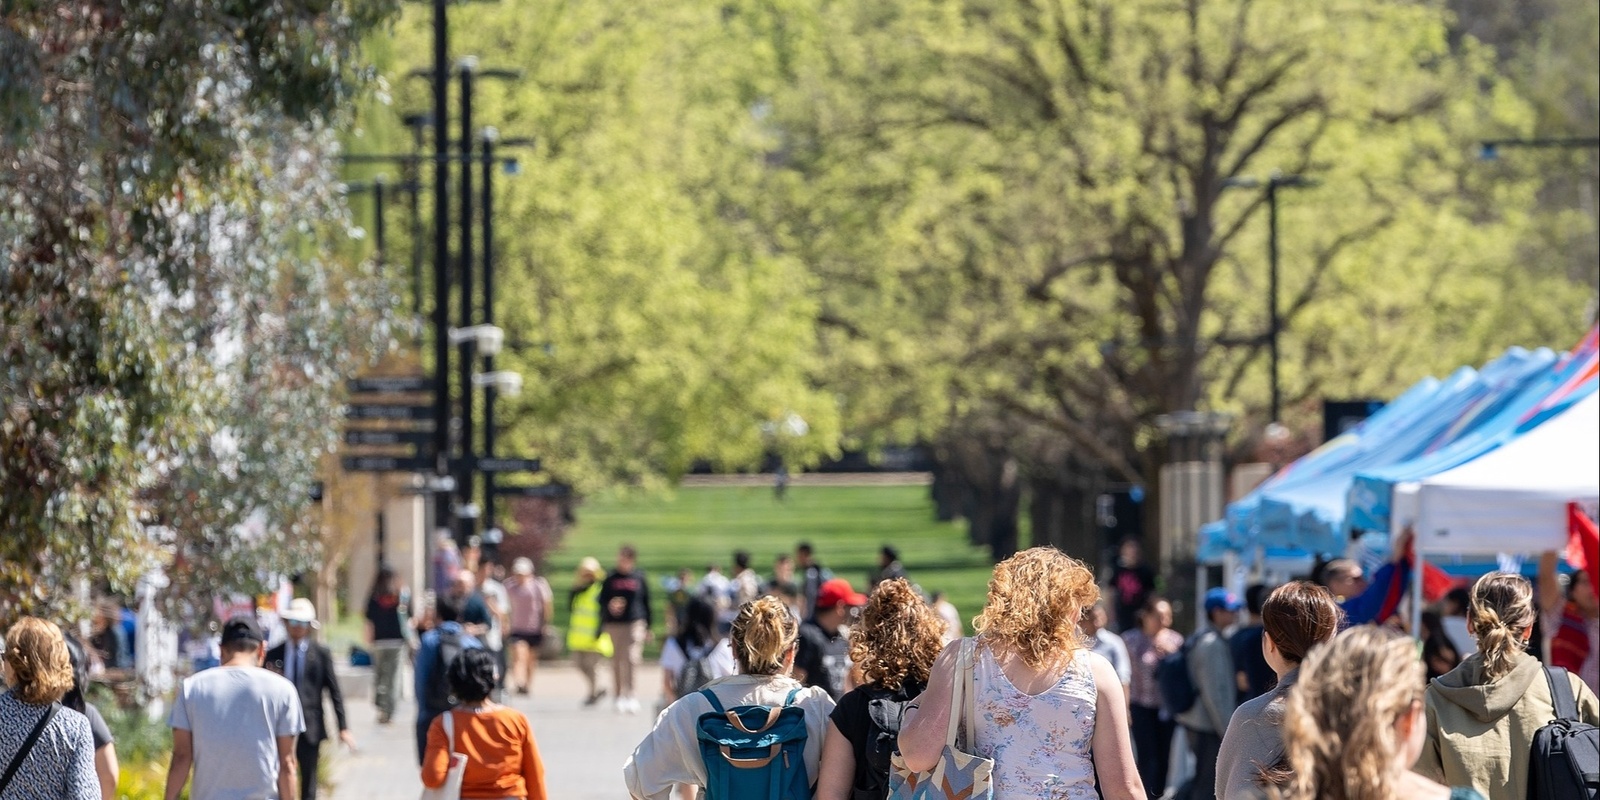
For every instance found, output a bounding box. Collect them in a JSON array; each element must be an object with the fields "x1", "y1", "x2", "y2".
[
  {"x1": 492, "y1": 483, "x2": 569, "y2": 498},
  {"x1": 344, "y1": 430, "x2": 434, "y2": 447},
  {"x1": 346, "y1": 376, "x2": 432, "y2": 394},
  {"x1": 467, "y1": 456, "x2": 541, "y2": 474},
  {"x1": 342, "y1": 456, "x2": 432, "y2": 473},
  {"x1": 345, "y1": 404, "x2": 436, "y2": 421}
]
